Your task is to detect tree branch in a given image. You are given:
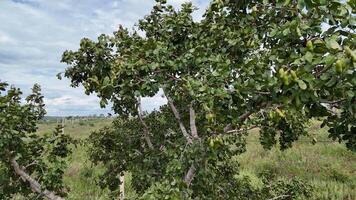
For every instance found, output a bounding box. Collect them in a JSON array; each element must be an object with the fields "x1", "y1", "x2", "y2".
[
  {"x1": 184, "y1": 164, "x2": 196, "y2": 187},
  {"x1": 165, "y1": 94, "x2": 192, "y2": 144},
  {"x1": 137, "y1": 96, "x2": 154, "y2": 150},
  {"x1": 224, "y1": 102, "x2": 268, "y2": 133},
  {"x1": 268, "y1": 195, "x2": 290, "y2": 200},
  {"x1": 10, "y1": 158, "x2": 64, "y2": 200},
  {"x1": 320, "y1": 98, "x2": 346, "y2": 105},
  {"x1": 224, "y1": 125, "x2": 259, "y2": 134},
  {"x1": 189, "y1": 103, "x2": 198, "y2": 139}
]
